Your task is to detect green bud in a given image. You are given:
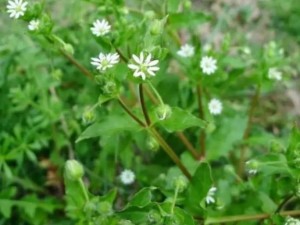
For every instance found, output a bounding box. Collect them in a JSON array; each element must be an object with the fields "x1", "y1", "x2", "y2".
[
  {"x1": 82, "y1": 110, "x2": 95, "y2": 125},
  {"x1": 102, "y1": 81, "x2": 117, "y2": 95},
  {"x1": 148, "y1": 210, "x2": 162, "y2": 224},
  {"x1": 270, "y1": 140, "x2": 284, "y2": 153},
  {"x1": 245, "y1": 160, "x2": 259, "y2": 175},
  {"x1": 183, "y1": 0, "x2": 192, "y2": 9},
  {"x1": 150, "y1": 20, "x2": 163, "y2": 35},
  {"x1": 174, "y1": 176, "x2": 188, "y2": 192},
  {"x1": 51, "y1": 69, "x2": 63, "y2": 81},
  {"x1": 98, "y1": 201, "x2": 113, "y2": 215},
  {"x1": 63, "y1": 43, "x2": 74, "y2": 55},
  {"x1": 155, "y1": 104, "x2": 172, "y2": 120},
  {"x1": 146, "y1": 136, "x2": 160, "y2": 152},
  {"x1": 65, "y1": 160, "x2": 84, "y2": 181},
  {"x1": 95, "y1": 75, "x2": 106, "y2": 86},
  {"x1": 206, "y1": 122, "x2": 216, "y2": 133},
  {"x1": 145, "y1": 11, "x2": 156, "y2": 20}
]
